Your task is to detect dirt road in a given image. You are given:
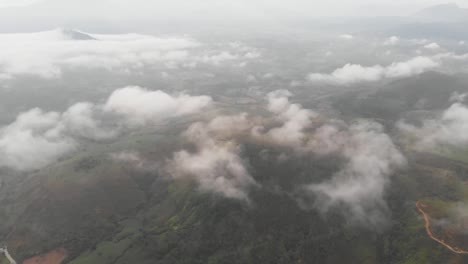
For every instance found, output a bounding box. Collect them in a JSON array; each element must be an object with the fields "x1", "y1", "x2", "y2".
[{"x1": 416, "y1": 201, "x2": 468, "y2": 255}]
